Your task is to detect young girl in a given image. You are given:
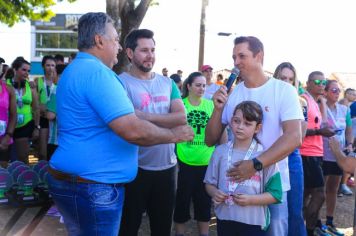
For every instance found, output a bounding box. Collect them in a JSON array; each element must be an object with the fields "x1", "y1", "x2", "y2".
[{"x1": 204, "y1": 101, "x2": 282, "y2": 236}]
